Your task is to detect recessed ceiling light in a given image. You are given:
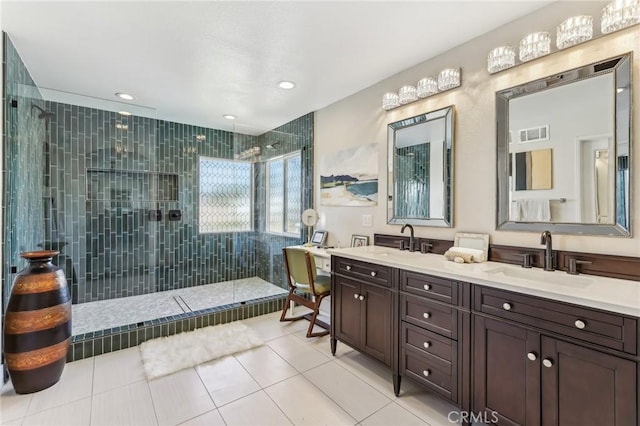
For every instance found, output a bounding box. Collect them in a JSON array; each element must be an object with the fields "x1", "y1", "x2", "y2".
[
  {"x1": 277, "y1": 81, "x2": 296, "y2": 89},
  {"x1": 115, "y1": 92, "x2": 134, "y2": 101},
  {"x1": 118, "y1": 111, "x2": 132, "y2": 116},
  {"x1": 223, "y1": 114, "x2": 236, "y2": 120}
]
